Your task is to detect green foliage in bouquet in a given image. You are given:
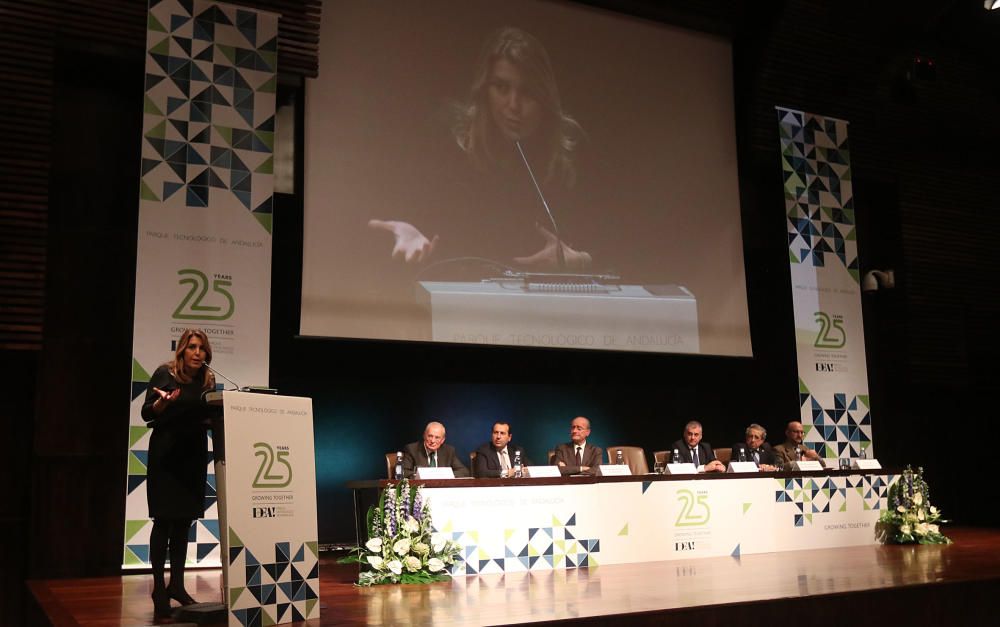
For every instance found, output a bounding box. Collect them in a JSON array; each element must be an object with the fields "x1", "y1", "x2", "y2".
[
  {"x1": 338, "y1": 480, "x2": 462, "y2": 585},
  {"x1": 877, "y1": 466, "x2": 951, "y2": 545}
]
